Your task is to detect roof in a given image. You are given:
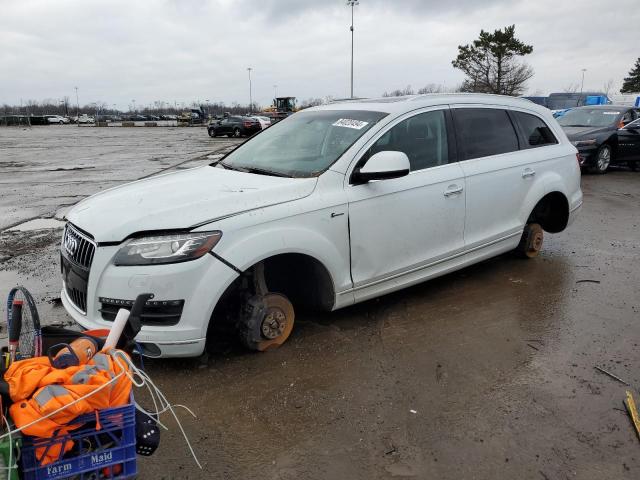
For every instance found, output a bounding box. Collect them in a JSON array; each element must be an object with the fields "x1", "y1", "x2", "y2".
[
  {"x1": 571, "y1": 104, "x2": 635, "y2": 111},
  {"x1": 314, "y1": 93, "x2": 548, "y2": 115}
]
